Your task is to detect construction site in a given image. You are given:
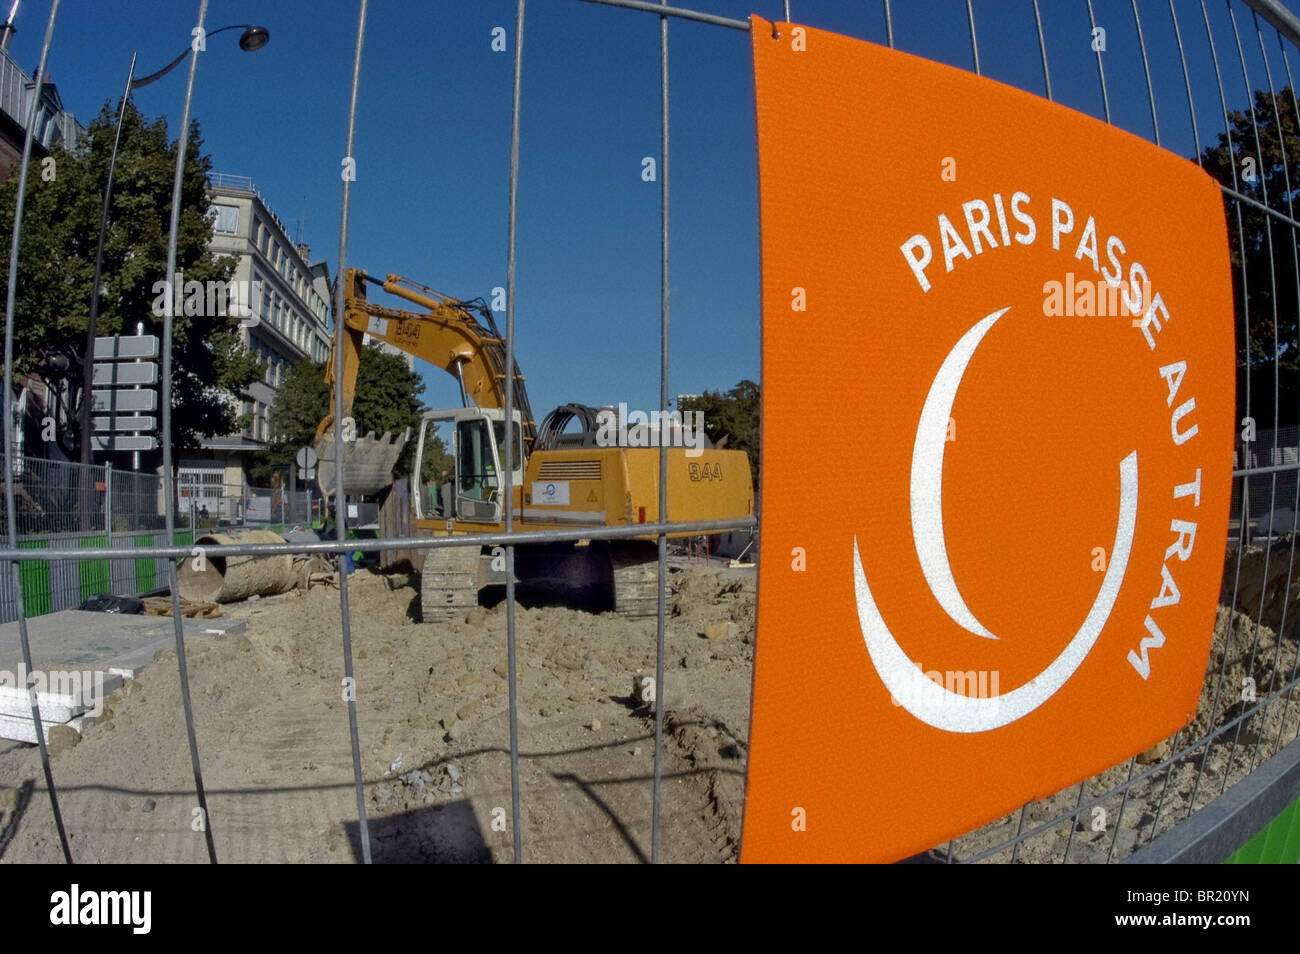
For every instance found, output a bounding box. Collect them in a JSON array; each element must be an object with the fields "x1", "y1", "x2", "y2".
[{"x1": 0, "y1": 0, "x2": 1299, "y2": 877}]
